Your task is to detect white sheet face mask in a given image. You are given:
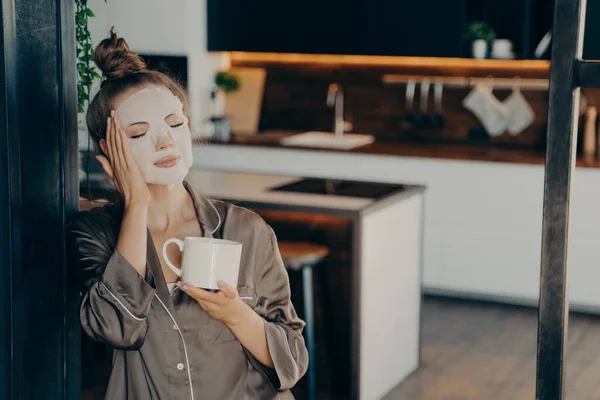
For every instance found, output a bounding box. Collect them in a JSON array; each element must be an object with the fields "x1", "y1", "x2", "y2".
[{"x1": 115, "y1": 87, "x2": 193, "y2": 186}]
